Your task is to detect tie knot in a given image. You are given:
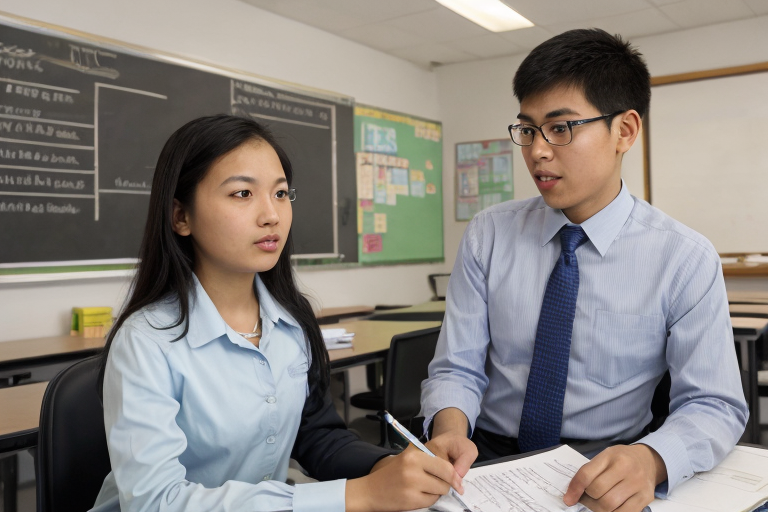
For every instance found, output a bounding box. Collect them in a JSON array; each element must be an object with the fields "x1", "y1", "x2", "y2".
[{"x1": 560, "y1": 226, "x2": 587, "y2": 254}]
